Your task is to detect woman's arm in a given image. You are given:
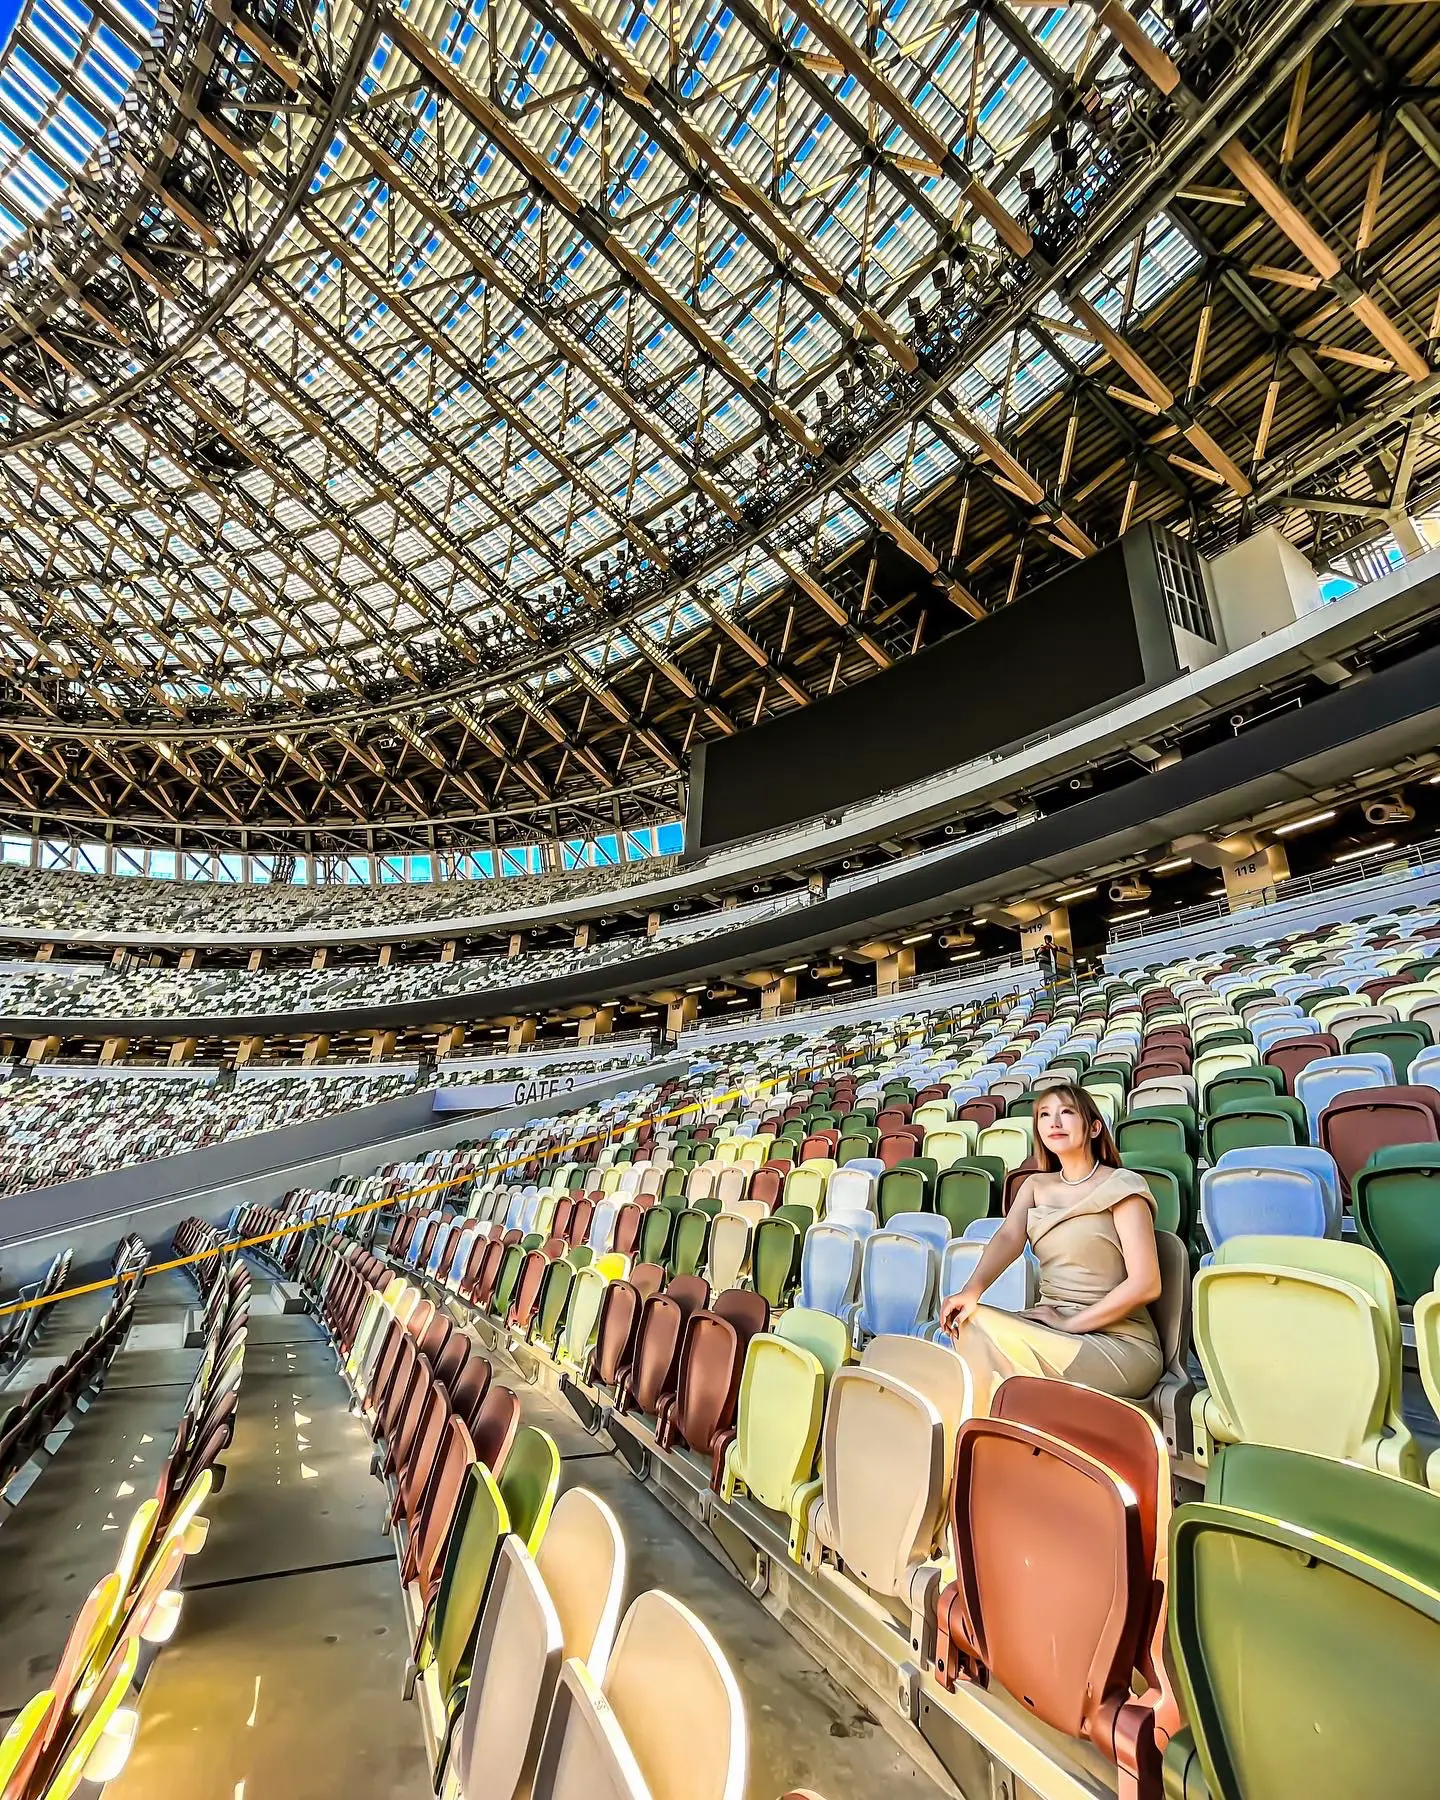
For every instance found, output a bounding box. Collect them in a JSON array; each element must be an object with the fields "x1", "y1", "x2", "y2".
[
  {"x1": 939, "y1": 1183, "x2": 1035, "y2": 1335},
  {"x1": 1046, "y1": 1195, "x2": 1162, "y2": 1333}
]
